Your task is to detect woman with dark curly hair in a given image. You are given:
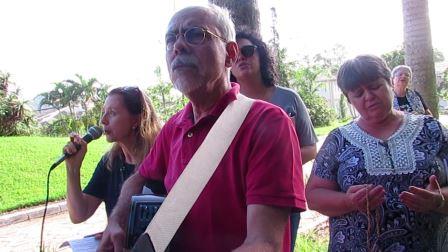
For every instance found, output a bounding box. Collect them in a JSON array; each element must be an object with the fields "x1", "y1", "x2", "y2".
[
  {"x1": 231, "y1": 31, "x2": 317, "y2": 163},
  {"x1": 231, "y1": 31, "x2": 317, "y2": 251}
]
